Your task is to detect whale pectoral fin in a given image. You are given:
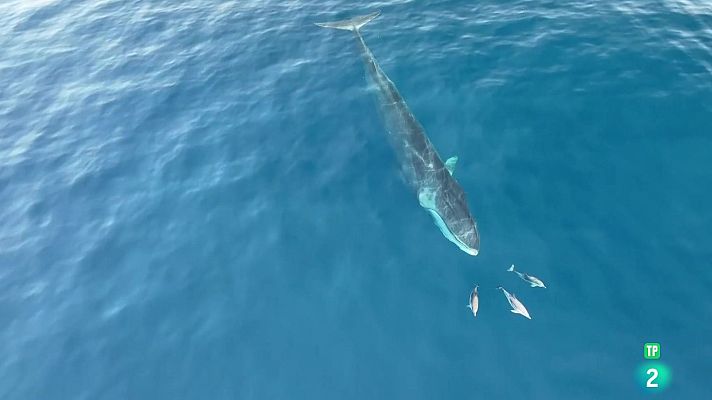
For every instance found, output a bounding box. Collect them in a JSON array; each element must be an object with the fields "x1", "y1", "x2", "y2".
[
  {"x1": 418, "y1": 188, "x2": 436, "y2": 209},
  {"x1": 445, "y1": 156, "x2": 458, "y2": 175},
  {"x1": 418, "y1": 190, "x2": 427, "y2": 208}
]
